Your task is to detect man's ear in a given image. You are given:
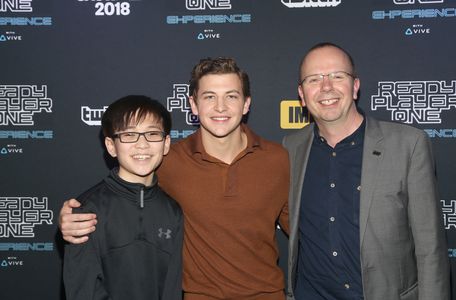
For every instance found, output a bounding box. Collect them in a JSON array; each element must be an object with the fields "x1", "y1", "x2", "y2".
[
  {"x1": 105, "y1": 137, "x2": 117, "y2": 158},
  {"x1": 353, "y1": 78, "x2": 360, "y2": 100},
  {"x1": 298, "y1": 85, "x2": 307, "y2": 107}
]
